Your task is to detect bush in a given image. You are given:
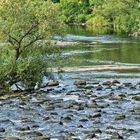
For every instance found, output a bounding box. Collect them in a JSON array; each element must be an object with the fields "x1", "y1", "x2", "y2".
[{"x1": 87, "y1": 15, "x2": 108, "y2": 27}]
